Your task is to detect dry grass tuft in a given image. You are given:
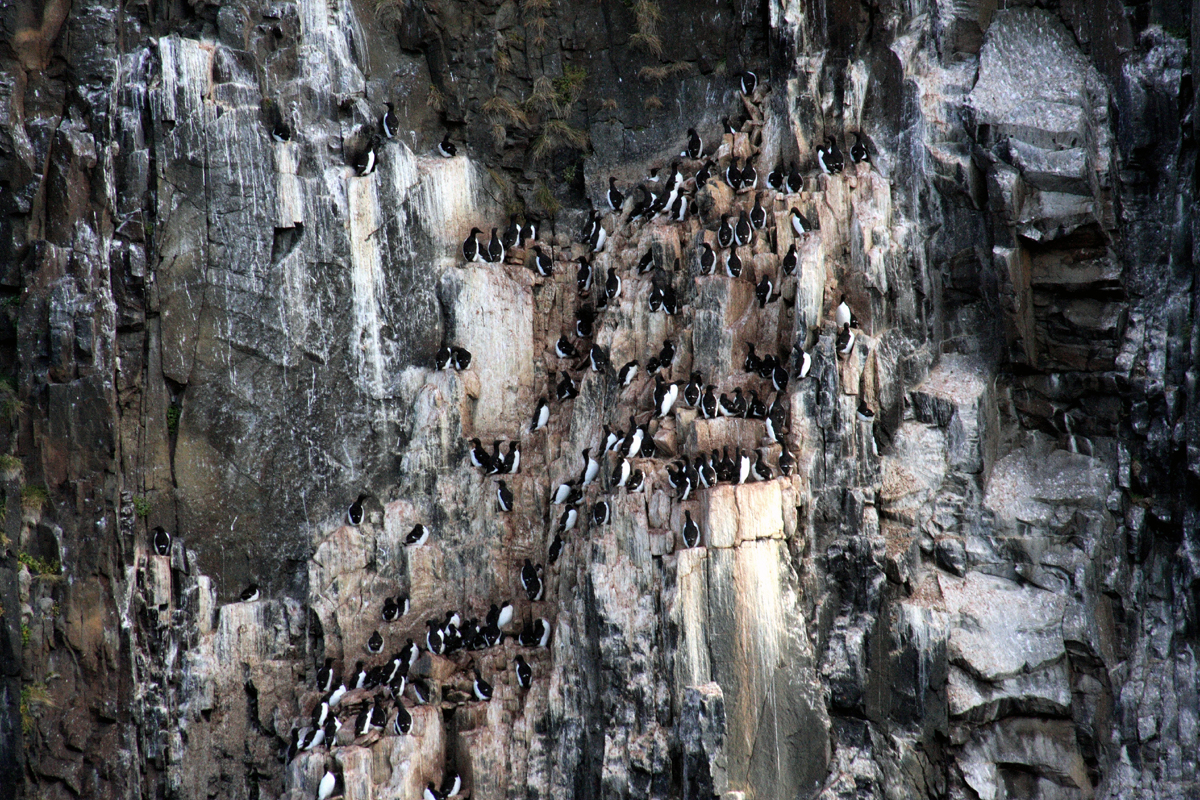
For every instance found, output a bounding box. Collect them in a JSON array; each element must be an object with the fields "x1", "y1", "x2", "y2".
[
  {"x1": 639, "y1": 61, "x2": 693, "y2": 83},
  {"x1": 629, "y1": 0, "x2": 664, "y2": 57},
  {"x1": 534, "y1": 182, "x2": 561, "y2": 217},
  {"x1": 483, "y1": 95, "x2": 530, "y2": 128},
  {"x1": 522, "y1": 0, "x2": 550, "y2": 10},
  {"x1": 601, "y1": 97, "x2": 619, "y2": 112},
  {"x1": 490, "y1": 123, "x2": 507, "y2": 149},
  {"x1": 643, "y1": 95, "x2": 664, "y2": 111},
  {"x1": 532, "y1": 119, "x2": 590, "y2": 161},
  {"x1": 426, "y1": 84, "x2": 446, "y2": 111},
  {"x1": 525, "y1": 76, "x2": 557, "y2": 112}
]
